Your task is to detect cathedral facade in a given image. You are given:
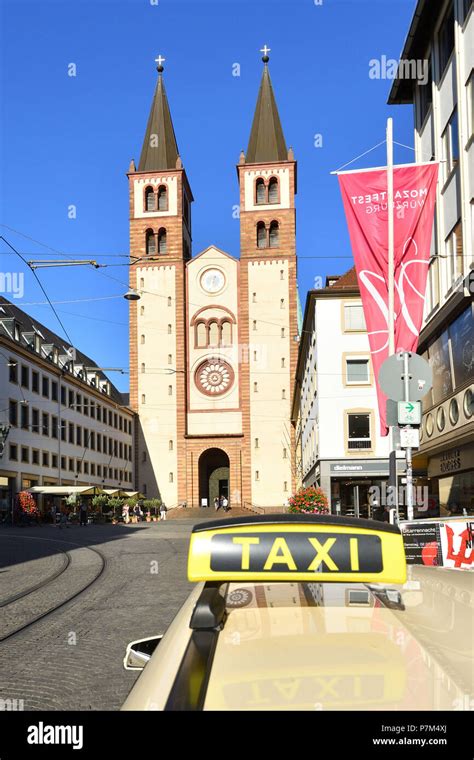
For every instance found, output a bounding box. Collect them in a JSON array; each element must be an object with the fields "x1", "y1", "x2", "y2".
[{"x1": 128, "y1": 56, "x2": 299, "y2": 510}]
